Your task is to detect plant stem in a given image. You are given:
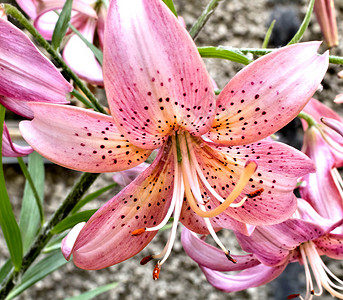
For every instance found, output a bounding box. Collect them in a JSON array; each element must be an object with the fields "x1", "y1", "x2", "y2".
[
  {"x1": 189, "y1": 0, "x2": 223, "y2": 40},
  {"x1": 0, "y1": 172, "x2": 99, "y2": 300},
  {"x1": 3, "y1": 4, "x2": 107, "y2": 115}
]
